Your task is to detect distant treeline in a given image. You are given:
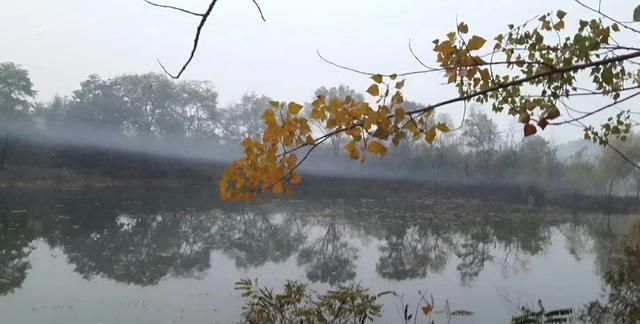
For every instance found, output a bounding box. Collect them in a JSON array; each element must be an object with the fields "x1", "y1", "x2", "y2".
[{"x1": 1, "y1": 62, "x2": 639, "y2": 199}]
